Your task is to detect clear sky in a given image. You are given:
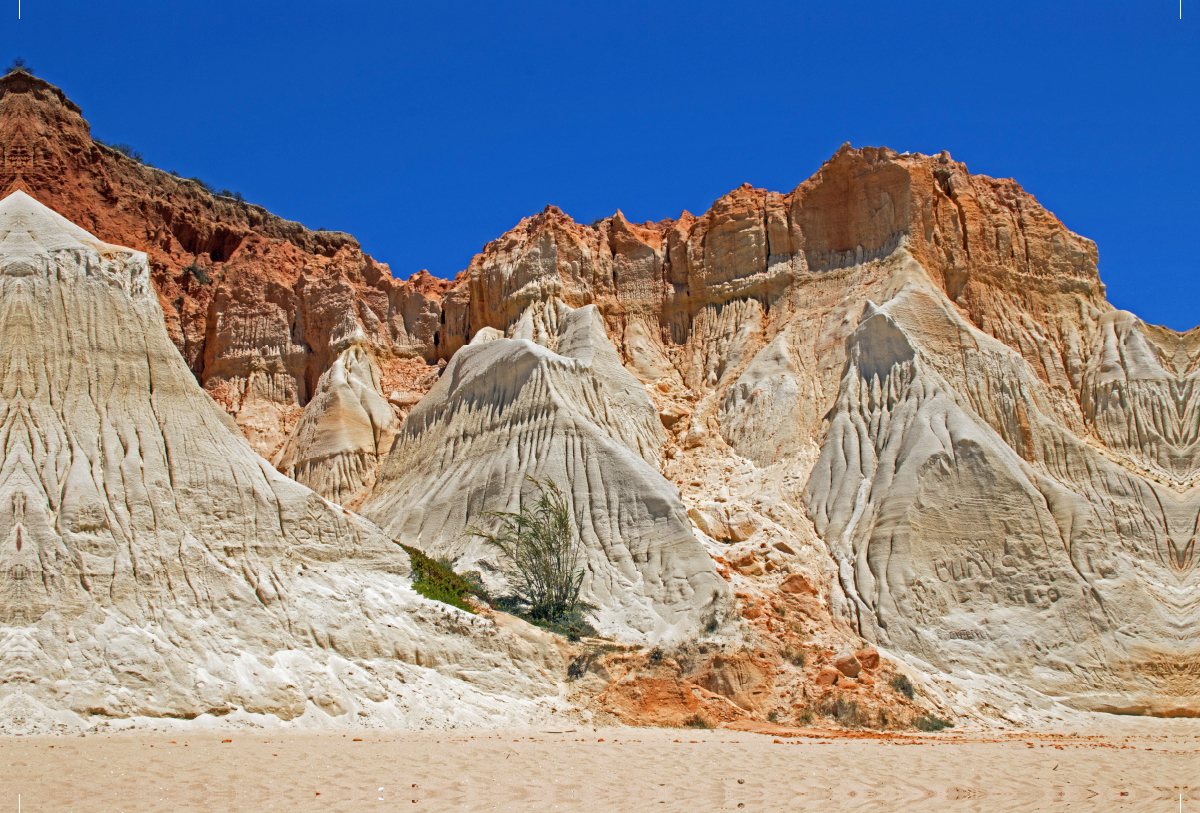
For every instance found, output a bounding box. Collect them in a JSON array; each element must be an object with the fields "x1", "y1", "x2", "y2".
[{"x1": 2, "y1": 1, "x2": 1197, "y2": 328}]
